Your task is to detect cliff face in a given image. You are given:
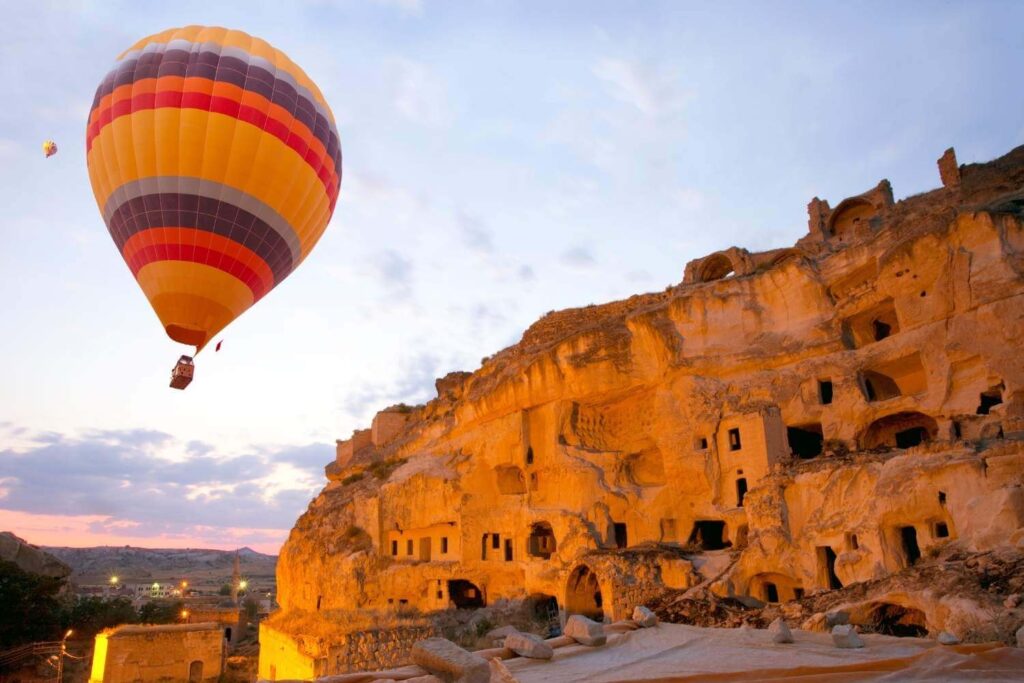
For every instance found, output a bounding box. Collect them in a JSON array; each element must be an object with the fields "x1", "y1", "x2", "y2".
[{"x1": 276, "y1": 146, "x2": 1024, "y2": 642}]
